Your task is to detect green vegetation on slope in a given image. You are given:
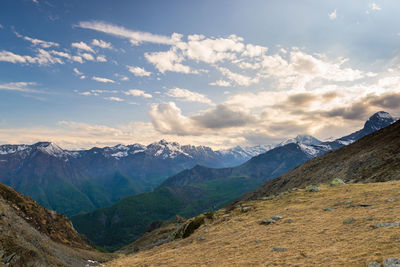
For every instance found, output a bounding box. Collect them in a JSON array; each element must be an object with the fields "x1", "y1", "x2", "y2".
[{"x1": 71, "y1": 175, "x2": 264, "y2": 251}]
